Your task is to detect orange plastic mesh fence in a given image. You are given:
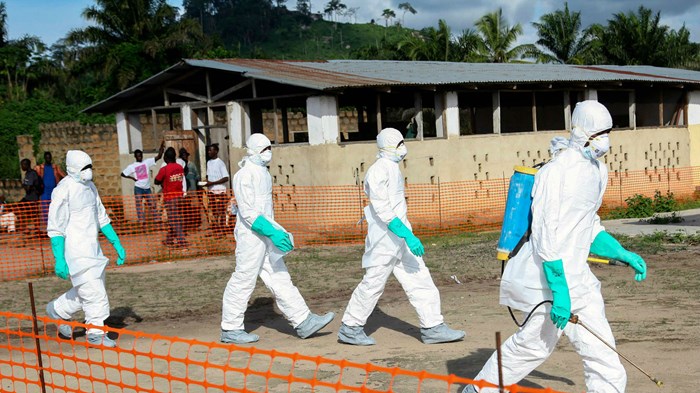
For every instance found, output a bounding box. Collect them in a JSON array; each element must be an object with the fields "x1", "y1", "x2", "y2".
[
  {"x1": 0, "y1": 311, "x2": 566, "y2": 393},
  {"x1": 1, "y1": 166, "x2": 698, "y2": 281}
]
